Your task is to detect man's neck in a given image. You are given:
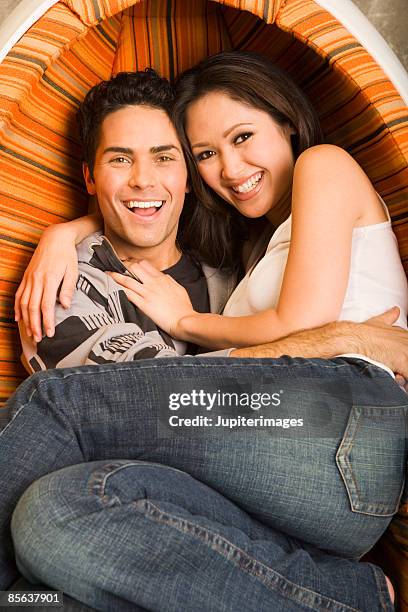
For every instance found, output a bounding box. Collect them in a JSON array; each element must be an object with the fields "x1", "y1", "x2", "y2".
[
  {"x1": 122, "y1": 250, "x2": 182, "y2": 274},
  {"x1": 104, "y1": 231, "x2": 182, "y2": 271}
]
